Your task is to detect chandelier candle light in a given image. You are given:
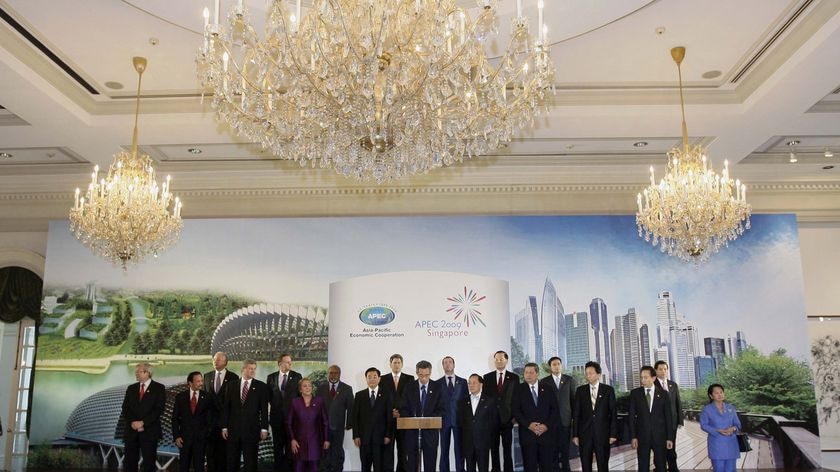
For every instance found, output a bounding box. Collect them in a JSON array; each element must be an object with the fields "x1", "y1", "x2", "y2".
[
  {"x1": 69, "y1": 57, "x2": 183, "y2": 269},
  {"x1": 636, "y1": 47, "x2": 751, "y2": 263},
  {"x1": 197, "y1": 0, "x2": 555, "y2": 182}
]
